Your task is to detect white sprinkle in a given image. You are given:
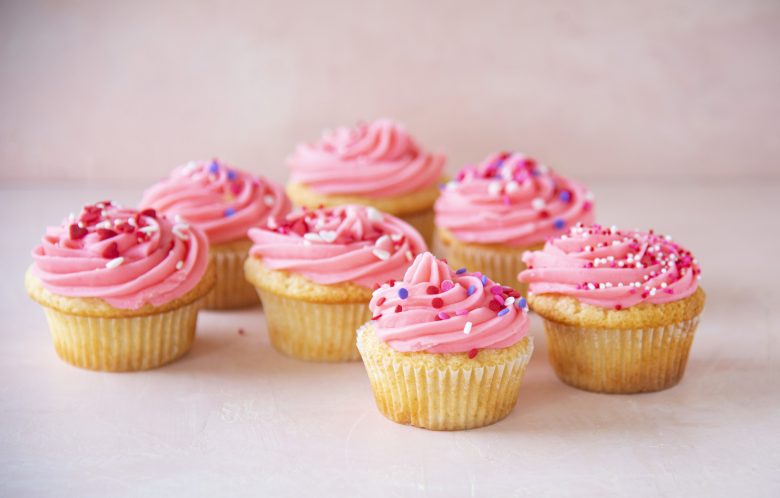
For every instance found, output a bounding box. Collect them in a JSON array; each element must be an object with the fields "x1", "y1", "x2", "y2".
[
  {"x1": 139, "y1": 225, "x2": 158, "y2": 234},
  {"x1": 303, "y1": 233, "x2": 322, "y2": 242},
  {"x1": 531, "y1": 197, "x2": 545, "y2": 210},
  {"x1": 665, "y1": 235, "x2": 673, "y2": 241},
  {"x1": 505, "y1": 296, "x2": 515, "y2": 306},
  {"x1": 598, "y1": 283, "x2": 605, "y2": 289},
  {"x1": 183, "y1": 161, "x2": 198, "y2": 173},
  {"x1": 68, "y1": 212, "x2": 76, "y2": 222},
  {"x1": 487, "y1": 181, "x2": 502, "y2": 197},
  {"x1": 610, "y1": 225, "x2": 618, "y2": 234},
  {"x1": 173, "y1": 225, "x2": 190, "y2": 240},
  {"x1": 585, "y1": 191, "x2": 595, "y2": 201},
  {"x1": 366, "y1": 207, "x2": 383, "y2": 222},
  {"x1": 618, "y1": 283, "x2": 624, "y2": 287},
  {"x1": 372, "y1": 249, "x2": 390, "y2": 261},
  {"x1": 127, "y1": 217, "x2": 136, "y2": 227},
  {"x1": 405, "y1": 250, "x2": 413, "y2": 261},
  {"x1": 375, "y1": 234, "x2": 390, "y2": 247},
  {"x1": 649, "y1": 288, "x2": 657, "y2": 296},
  {"x1": 618, "y1": 261, "x2": 625, "y2": 267},
  {"x1": 463, "y1": 321, "x2": 473, "y2": 335},
  {"x1": 605, "y1": 282, "x2": 613, "y2": 288},
  {"x1": 390, "y1": 233, "x2": 402, "y2": 242},
  {"x1": 267, "y1": 217, "x2": 278, "y2": 229},
  {"x1": 263, "y1": 195, "x2": 275, "y2": 207},
  {"x1": 77, "y1": 222, "x2": 84, "y2": 229},
  {"x1": 505, "y1": 180, "x2": 519, "y2": 194},
  {"x1": 643, "y1": 275, "x2": 649, "y2": 280},
  {"x1": 176, "y1": 260, "x2": 184, "y2": 270},
  {"x1": 636, "y1": 262, "x2": 644, "y2": 269},
  {"x1": 445, "y1": 181, "x2": 458, "y2": 191},
  {"x1": 319, "y1": 230, "x2": 337, "y2": 243},
  {"x1": 105, "y1": 257, "x2": 124, "y2": 269},
  {"x1": 587, "y1": 283, "x2": 596, "y2": 290},
  {"x1": 661, "y1": 282, "x2": 668, "y2": 288}
]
